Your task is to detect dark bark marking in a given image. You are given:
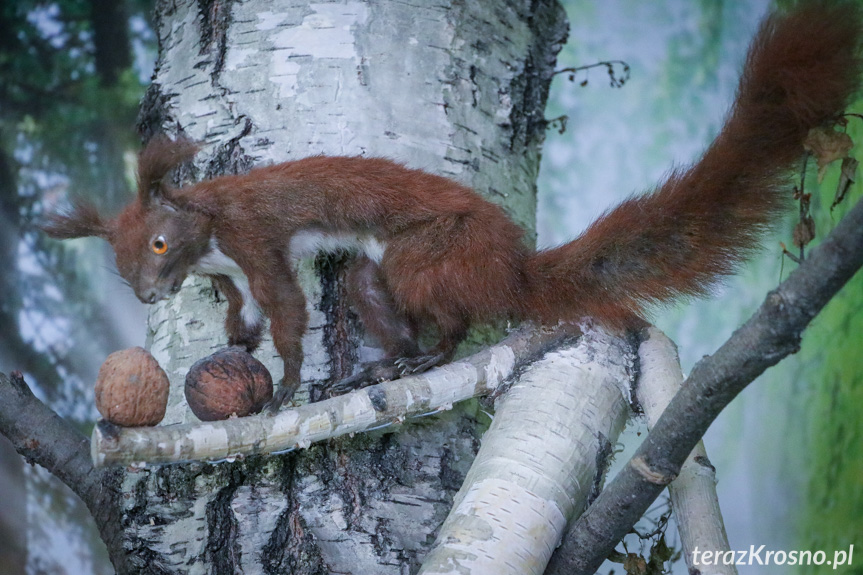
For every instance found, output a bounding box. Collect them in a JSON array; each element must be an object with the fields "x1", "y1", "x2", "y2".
[
  {"x1": 204, "y1": 118, "x2": 255, "y2": 178},
  {"x1": 261, "y1": 455, "x2": 326, "y2": 575},
  {"x1": 368, "y1": 386, "x2": 387, "y2": 412},
  {"x1": 693, "y1": 454, "x2": 716, "y2": 473},
  {"x1": 137, "y1": 83, "x2": 173, "y2": 143},
  {"x1": 588, "y1": 432, "x2": 614, "y2": 508},
  {"x1": 509, "y1": 0, "x2": 568, "y2": 151},
  {"x1": 311, "y1": 253, "x2": 361, "y2": 403},
  {"x1": 197, "y1": 0, "x2": 234, "y2": 83},
  {"x1": 206, "y1": 481, "x2": 243, "y2": 572},
  {"x1": 122, "y1": 471, "x2": 177, "y2": 574}
]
